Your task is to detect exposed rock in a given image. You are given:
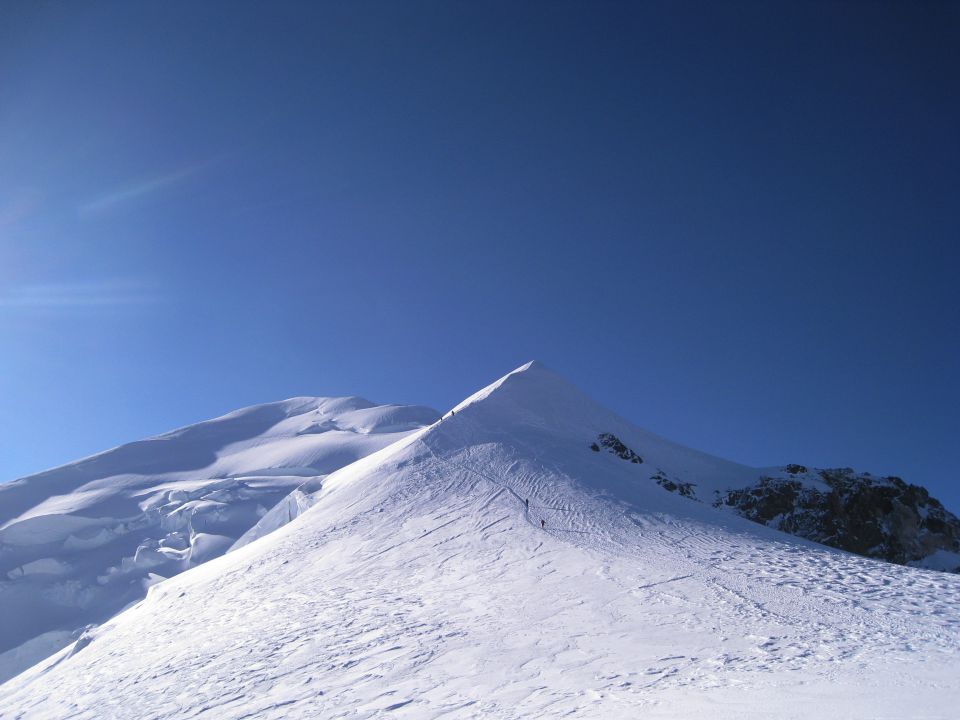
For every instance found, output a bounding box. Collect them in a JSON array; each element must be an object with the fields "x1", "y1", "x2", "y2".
[
  {"x1": 595, "y1": 433, "x2": 643, "y2": 464},
  {"x1": 587, "y1": 437, "x2": 958, "y2": 572},
  {"x1": 650, "y1": 470, "x2": 697, "y2": 499},
  {"x1": 717, "y1": 468, "x2": 960, "y2": 571},
  {"x1": 592, "y1": 435, "x2": 700, "y2": 499}
]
